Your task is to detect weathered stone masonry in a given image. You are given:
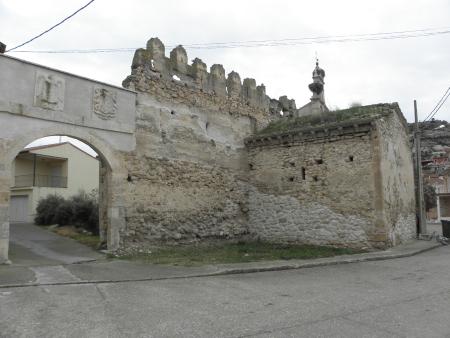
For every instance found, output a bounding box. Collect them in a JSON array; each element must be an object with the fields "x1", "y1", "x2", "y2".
[
  {"x1": 117, "y1": 38, "x2": 415, "y2": 250},
  {"x1": 0, "y1": 36, "x2": 417, "y2": 263},
  {"x1": 119, "y1": 38, "x2": 283, "y2": 249},
  {"x1": 246, "y1": 104, "x2": 416, "y2": 249}
]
